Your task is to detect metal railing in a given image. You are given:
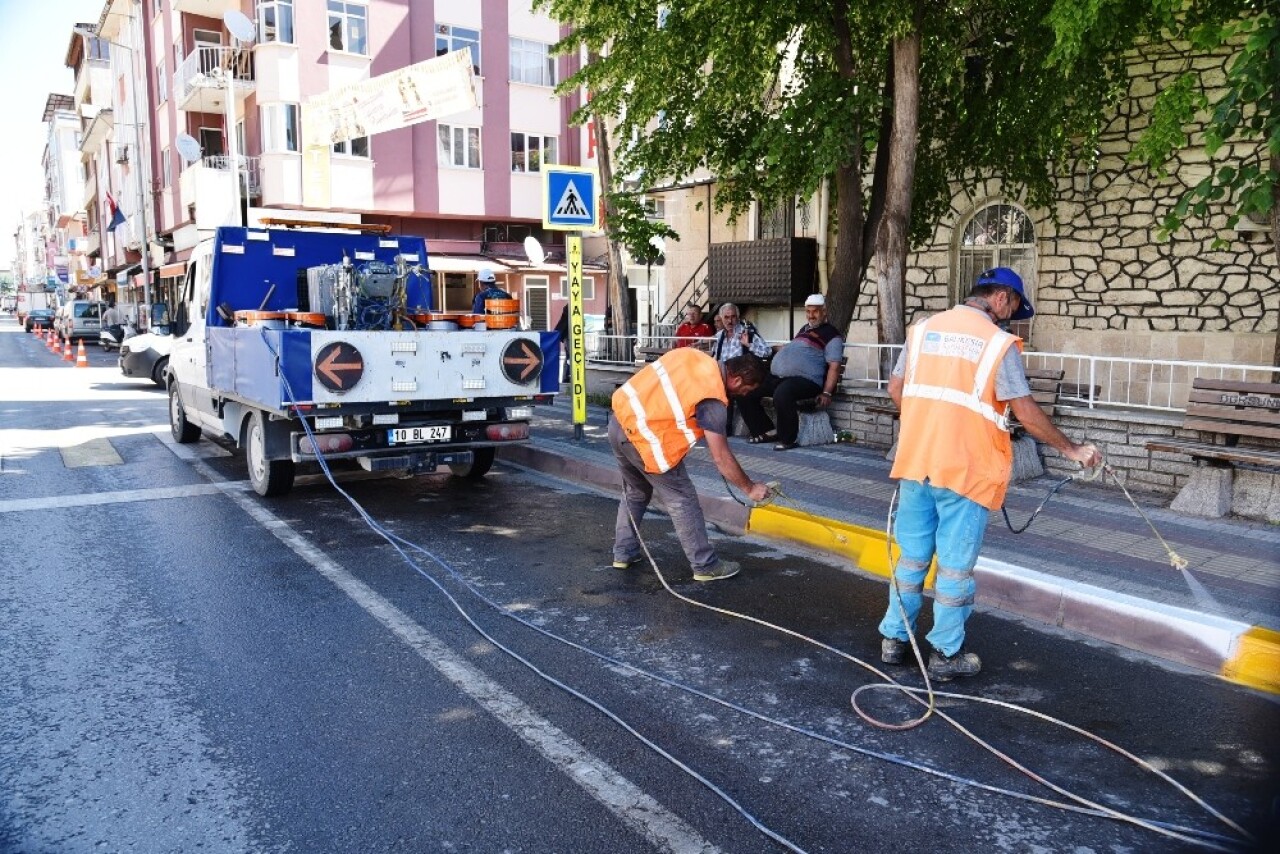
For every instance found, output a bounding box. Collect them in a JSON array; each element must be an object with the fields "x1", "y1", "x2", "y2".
[
  {"x1": 585, "y1": 337, "x2": 1278, "y2": 414},
  {"x1": 198, "y1": 154, "x2": 262, "y2": 197},
  {"x1": 175, "y1": 46, "x2": 254, "y2": 103}
]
